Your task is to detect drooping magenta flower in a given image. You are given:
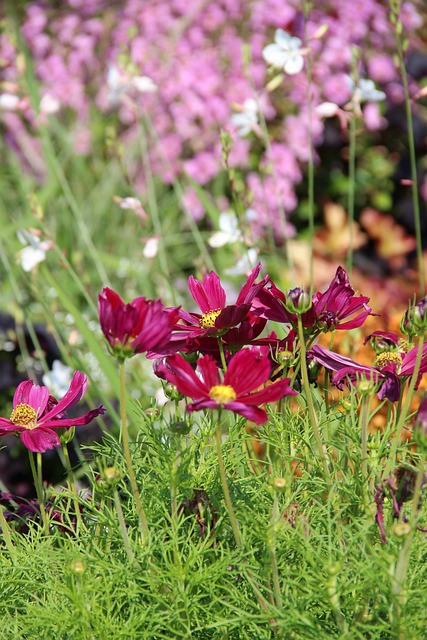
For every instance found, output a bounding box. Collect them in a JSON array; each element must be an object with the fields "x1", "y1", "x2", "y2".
[
  {"x1": 98, "y1": 287, "x2": 178, "y2": 359},
  {"x1": 308, "y1": 343, "x2": 427, "y2": 402},
  {"x1": 253, "y1": 267, "x2": 373, "y2": 334},
  {"x1": 157, "y1": 347, "x2": 297, "y2": 424},
  {"x1": 0, "y1": 371, "x2": 105, "y2": 453},
  {"x1": 163, "y1": 264, "x2": 269, "y2": 354}
]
